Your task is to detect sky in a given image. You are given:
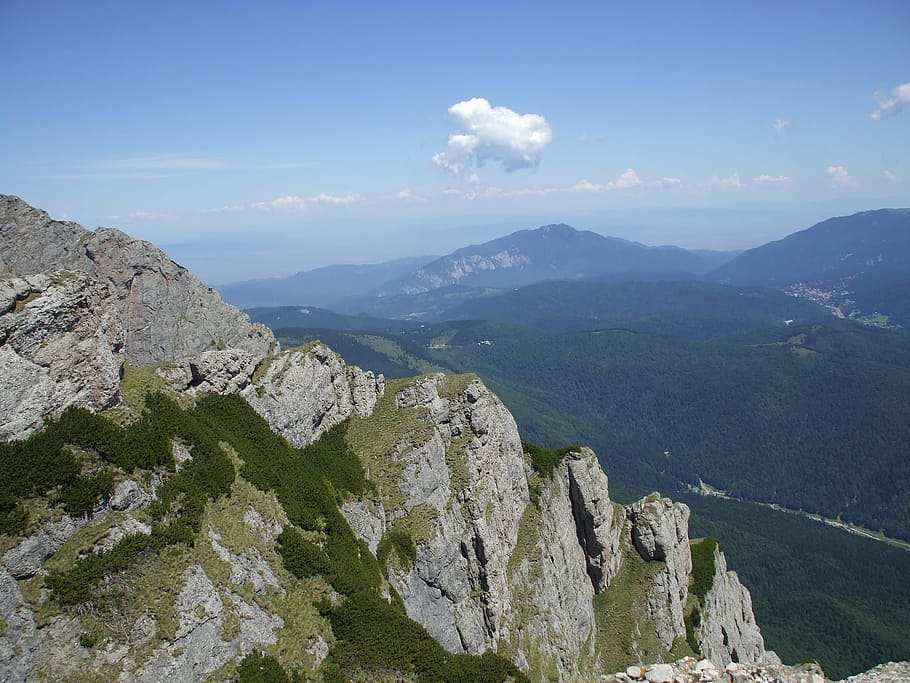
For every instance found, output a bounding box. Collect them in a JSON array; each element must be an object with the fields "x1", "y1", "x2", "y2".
[{"x1": 2, "y1": 1, "x2": 909, "y2": 284}]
